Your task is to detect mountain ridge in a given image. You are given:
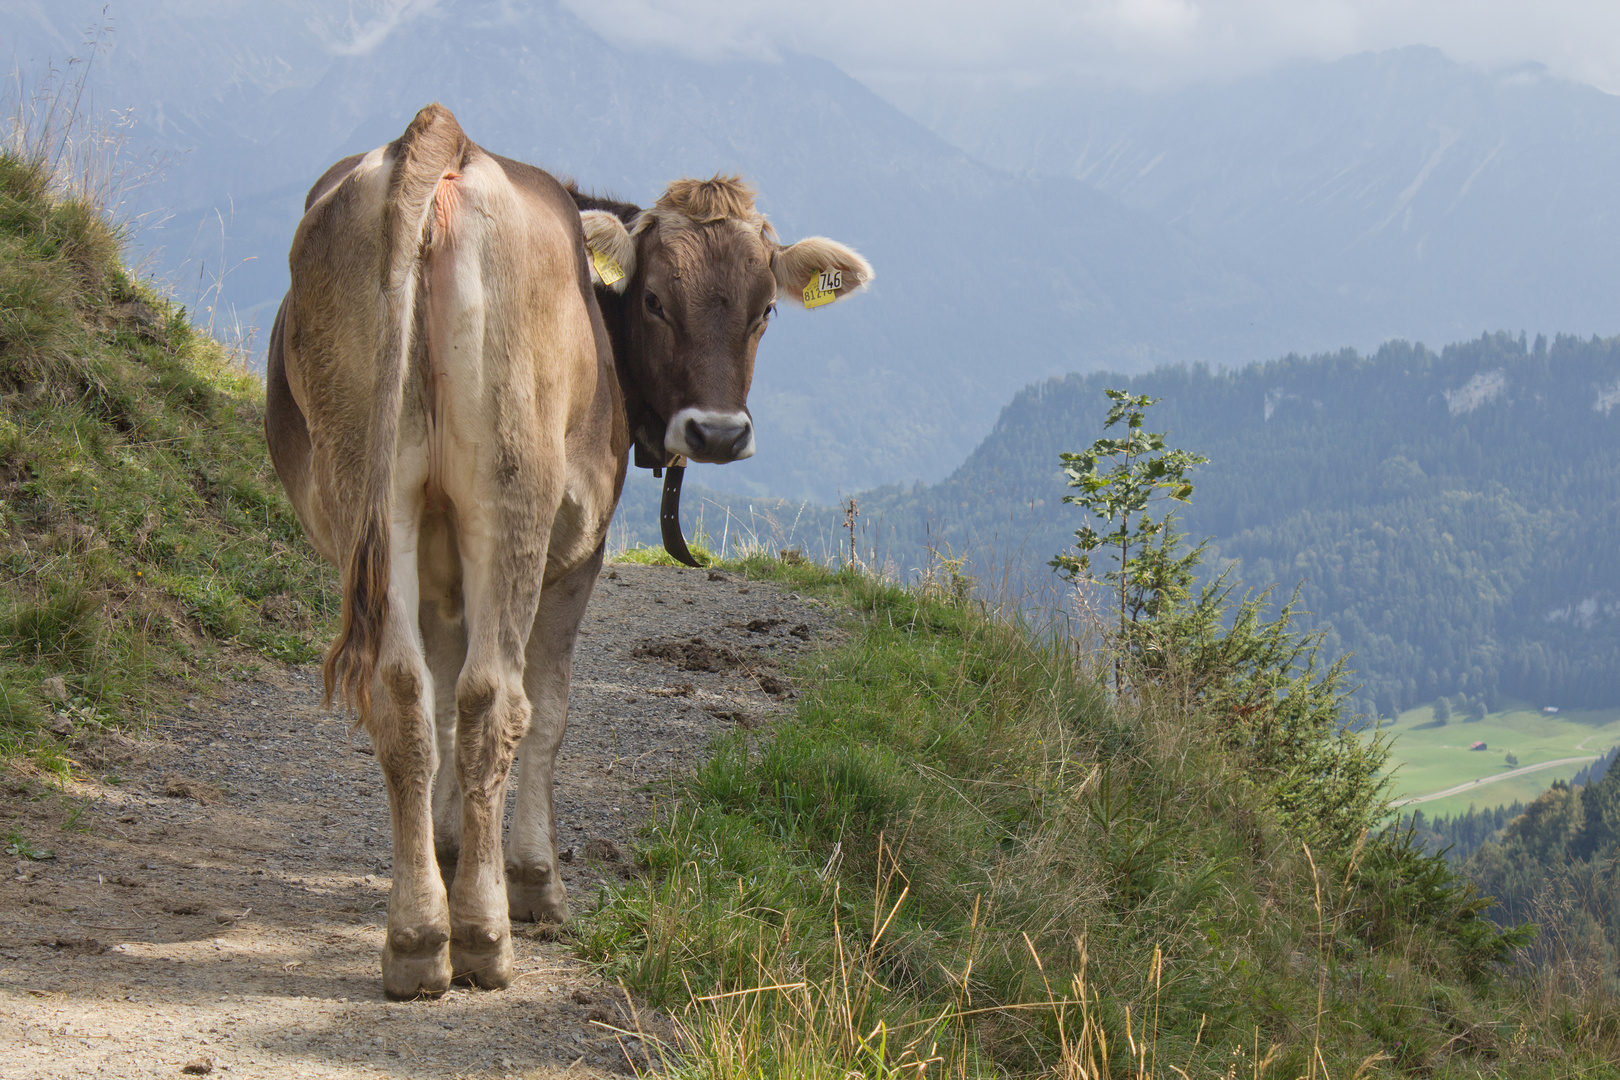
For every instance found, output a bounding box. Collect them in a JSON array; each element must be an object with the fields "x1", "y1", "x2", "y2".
[
  {"x1": 903, "y1": 46, "x2": 1620, "y2": 353},
  {"x1": 11, "y1": 7, "x2": 1620, "y2": 510},
  {"x1": 6, "y1": 0, "x2": 1285, "y2": 500}
]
